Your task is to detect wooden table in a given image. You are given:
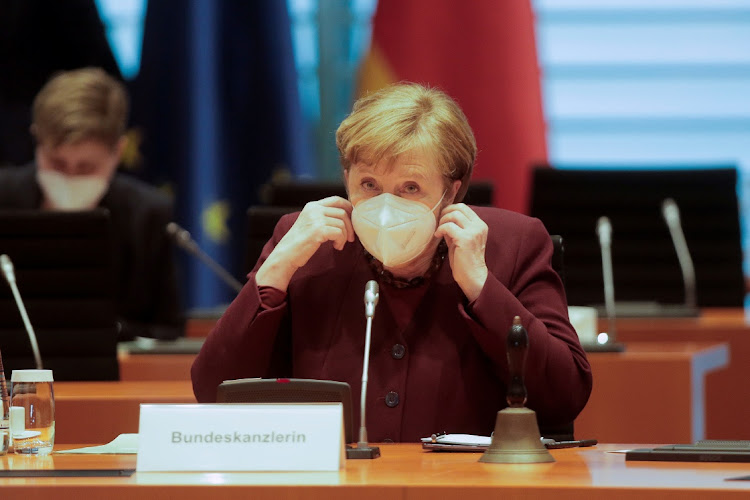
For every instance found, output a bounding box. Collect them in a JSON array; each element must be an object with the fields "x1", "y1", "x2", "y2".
[
  {"x1": 577, "y1": 341, "x2": 728, "y2": 443},
  {"x1": 607, "y1": 308, "x2": 750, "y2": 439},
  {"x1": 79, "y1": 340, "x2": 728, "y2": 445},
  {"x1": 118, "y1": 352, "x2": 196, "y2": 381},
  {"x1": 2, "y1": 443, "x2": 750, "y2": 499},
  {"x1": 54, "y1": 381, "x2": 195, "y2": 444},
  {"x1": 187, "y1": 318, "x2": 217, "y2": 338}
]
